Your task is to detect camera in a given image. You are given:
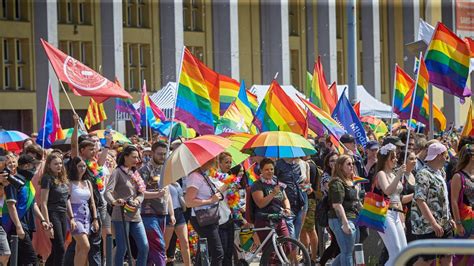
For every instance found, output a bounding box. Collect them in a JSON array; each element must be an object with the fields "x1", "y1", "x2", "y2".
[{"x1": 1, "y1": 168, "x2": 25, "y2": 187}]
